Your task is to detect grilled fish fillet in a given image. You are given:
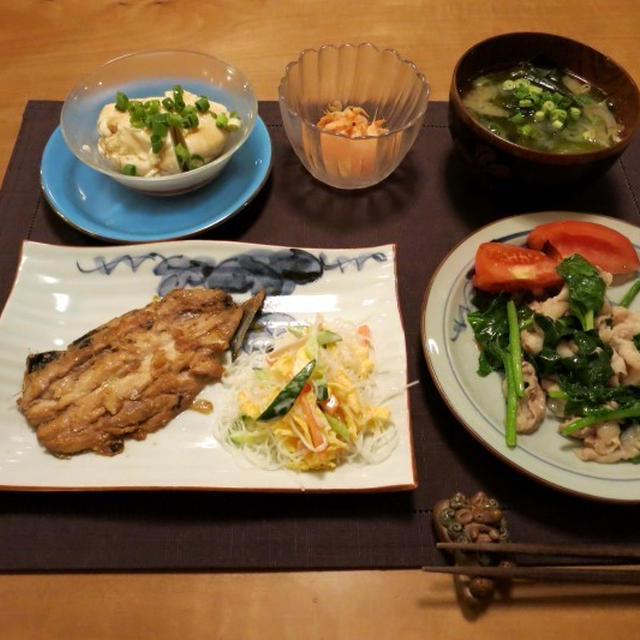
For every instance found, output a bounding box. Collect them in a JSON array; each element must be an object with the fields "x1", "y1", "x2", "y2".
[{"x1": 17, "y1": 288, "x2": 264, "y2": 457}]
